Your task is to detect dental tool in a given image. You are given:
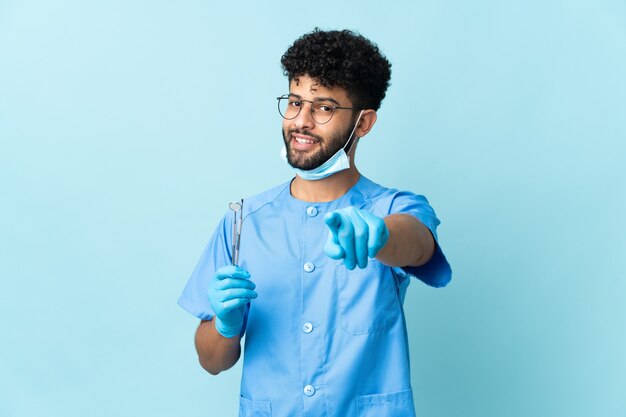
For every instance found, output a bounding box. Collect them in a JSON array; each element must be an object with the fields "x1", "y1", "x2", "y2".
[{"x1": 228, "y1": 199, "x2": 244, "y2": 266}]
